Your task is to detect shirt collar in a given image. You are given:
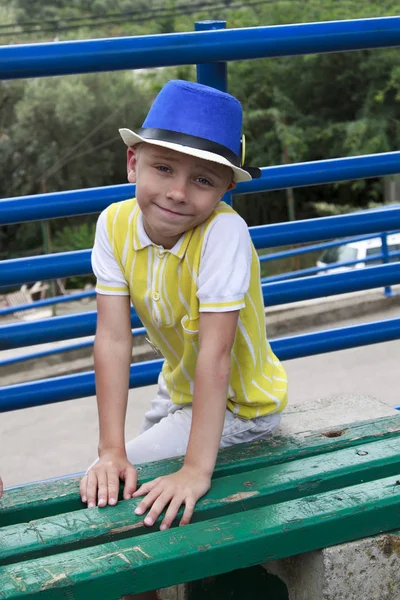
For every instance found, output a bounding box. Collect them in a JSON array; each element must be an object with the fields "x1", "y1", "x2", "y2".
[{"x1": 133, "y1": 210, "x2": 193, "y2": 259}]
